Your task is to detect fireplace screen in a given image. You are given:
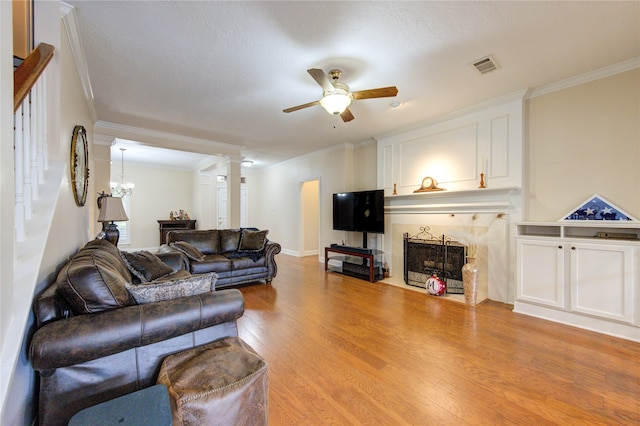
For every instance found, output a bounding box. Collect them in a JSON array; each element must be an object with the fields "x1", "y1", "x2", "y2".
[{"x1": 403, "y1": 228, "x2": 466, "y2": 294}]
